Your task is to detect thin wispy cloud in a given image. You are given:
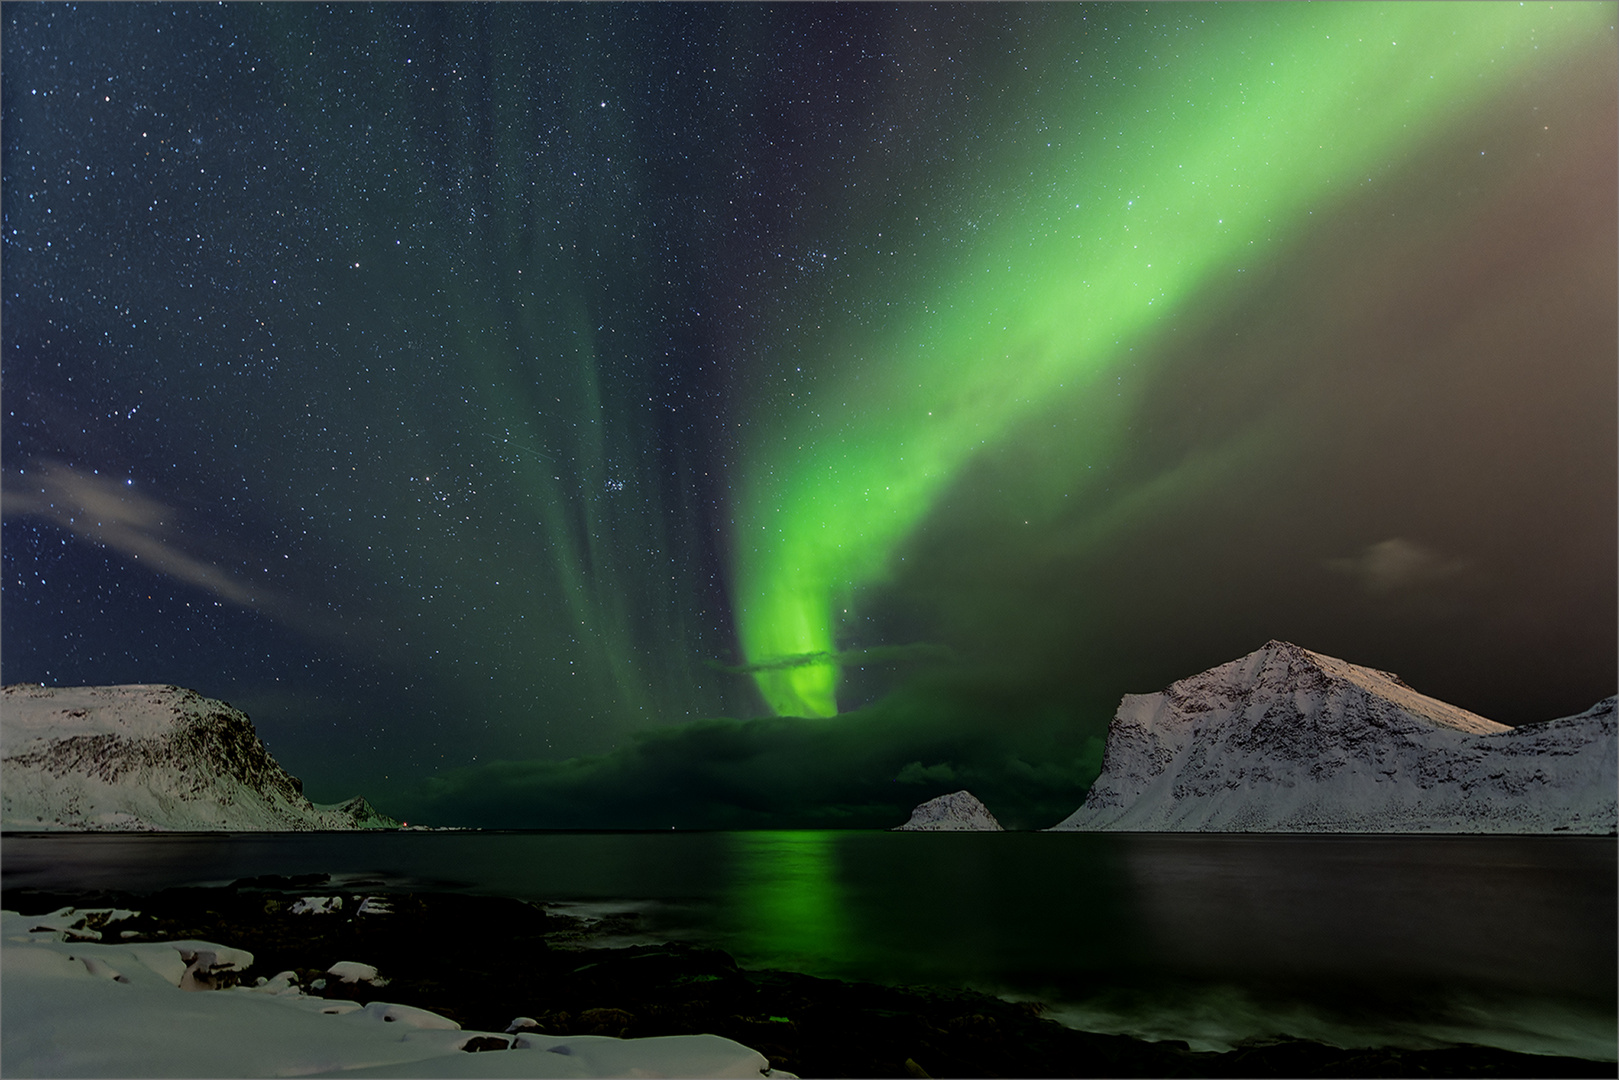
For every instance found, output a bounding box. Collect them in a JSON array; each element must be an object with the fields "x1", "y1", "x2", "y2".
[
  {"x1": 5, "y1": 459, "x2": 271, "y2": 610},
  {"x1": 1325, "y1": 538, "x2": 1471, "y2": 596}
]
